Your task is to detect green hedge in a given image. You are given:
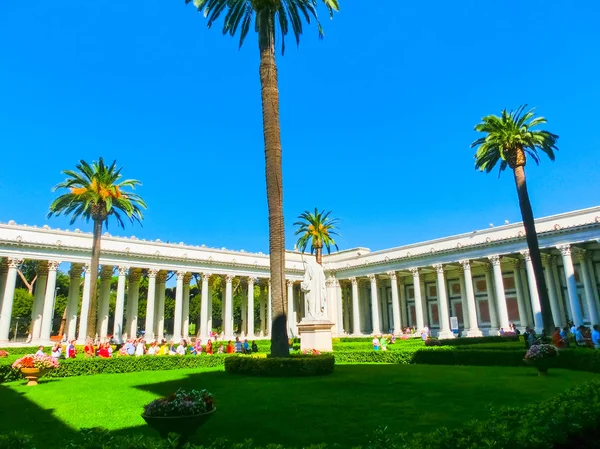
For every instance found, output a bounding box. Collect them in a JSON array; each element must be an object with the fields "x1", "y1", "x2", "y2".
[
  {"x1": 225, "y1": 354, "x2": 335, "y2": 377},
  {"x1": 3, "y1": 381, "x2": 600, "y2": 449}
]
